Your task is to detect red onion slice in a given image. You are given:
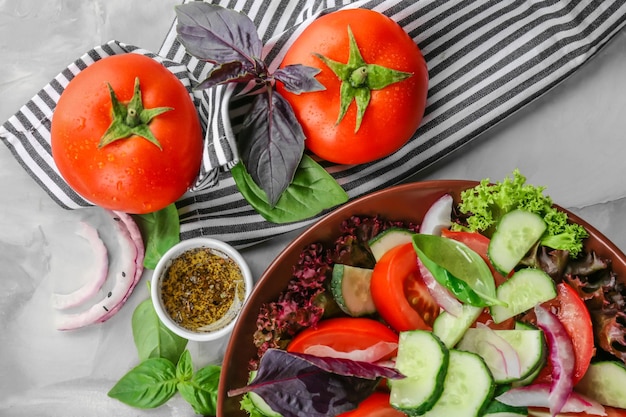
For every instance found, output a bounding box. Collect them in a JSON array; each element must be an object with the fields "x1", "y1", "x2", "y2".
[
  {"x1": 97, "y1": 211, "x2": 145, "y2": 323},
  {"x1": 54, "y1": 211, "x2": 145, "y2": 330},
  {"x1": 475, "y1": 323, "x2": 522, "y2": 380},
  {"x1": 417, "y1": 255, "x2": 463, "y2": 316},
  {"x1": 420, "y1": 194, "x2": 453, "y2": 236},
  {"x1": 534, "y1": 304, "x2": 576, "y2": 416},
  {"x1": 497, "y1": 383, "x2": 606, "y2": 415},
  {"x1": 51, "y1": 221, "x2": 109, "y2": 310}
]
